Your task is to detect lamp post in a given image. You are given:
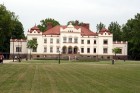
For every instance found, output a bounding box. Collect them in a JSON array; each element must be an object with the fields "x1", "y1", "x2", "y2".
[
  {"x1": 12, "y1": 38, "x2": 15, "y2": 62},
  {"x1": 58, "y1": 48, "x2": 60, "y2": 64},
  {"x1": 18, "y1": 39, "x2": 21, "y2": 62},
  {"x1": 124, "y1": 45, "x2": 126, "y2": 62},
  {"x1": 20, "y1": 39, "x2": 22, "y2": 62}
]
